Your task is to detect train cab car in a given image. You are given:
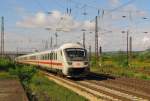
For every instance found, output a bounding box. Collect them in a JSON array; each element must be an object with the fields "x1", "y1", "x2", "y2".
[{"x1": 60, "y1": 43, "x2": 89, "y2": 77}]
